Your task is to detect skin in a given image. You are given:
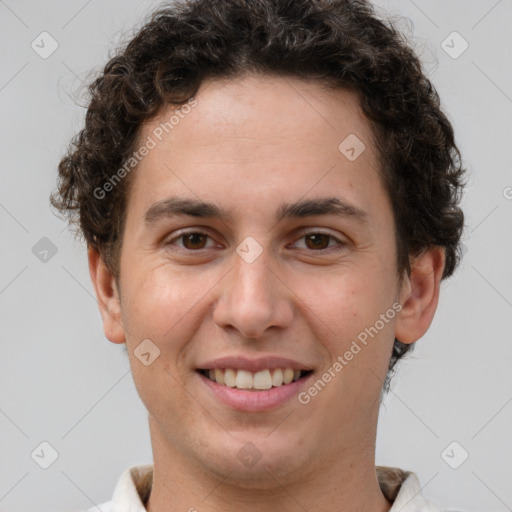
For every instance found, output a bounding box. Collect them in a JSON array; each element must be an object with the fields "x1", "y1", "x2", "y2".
[{"x1": 89, "y1": 74, "x2": 445, "y2": 512}]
